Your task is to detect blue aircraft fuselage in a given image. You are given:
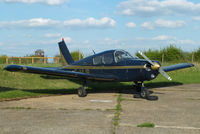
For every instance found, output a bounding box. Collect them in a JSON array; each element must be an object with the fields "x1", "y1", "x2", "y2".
[{"x1": 61, "y1": 50, "x2": 160, "y2": 82}]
